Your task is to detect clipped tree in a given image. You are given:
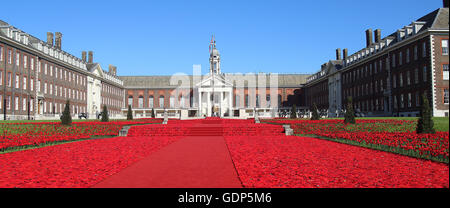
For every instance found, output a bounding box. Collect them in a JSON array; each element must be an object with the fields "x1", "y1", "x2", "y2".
[
  {"x1": 311, "y1": 103, "x2": 320, "y2": 120},
  {"x1": 101, "y1": 105, "x2": 109, "y2": 122},
  {"x1": 416, "y1": 93, "x2": 435, "y2": 134},
  {"x1": 151, "y1": 108, "x2": 155, "y2": 118},
  {"x1": 127, "y1": 105, "x2": 133, "y2": 120},
  {"x1": 61, "y1": 100, "x2": 72, "y2": 125},
  {"x1": 290, "y1": 104, "x2": 297, "y2": 119},
  {"x1": 344, "y1": 96, "x2": 356, "y2": 124}
]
